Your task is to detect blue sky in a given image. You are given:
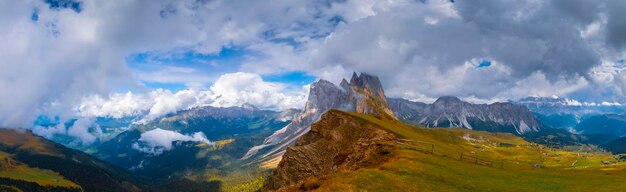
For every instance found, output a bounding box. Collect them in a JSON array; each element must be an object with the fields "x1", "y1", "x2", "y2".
[{"x1": 126, "y1": 46, "x2": 316, "y2": 91}]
